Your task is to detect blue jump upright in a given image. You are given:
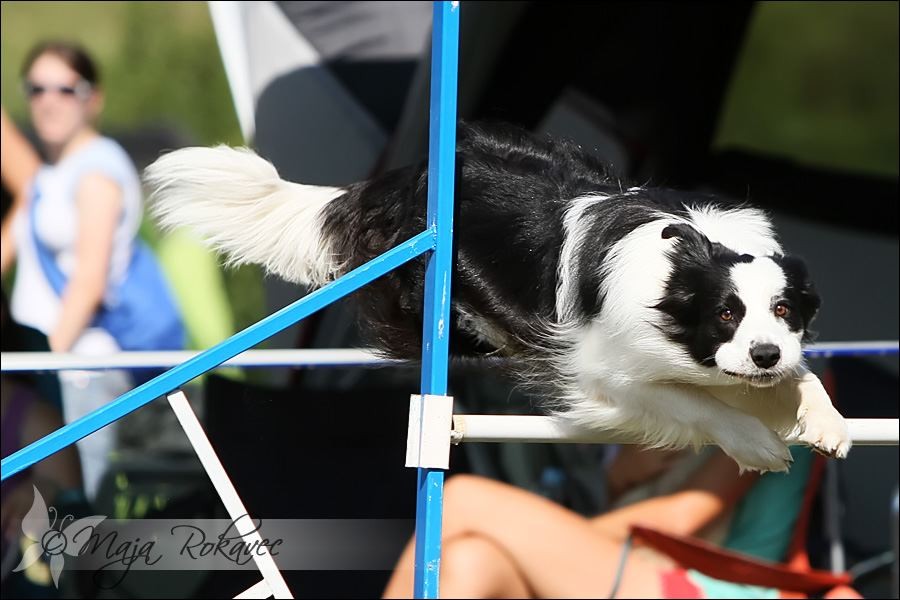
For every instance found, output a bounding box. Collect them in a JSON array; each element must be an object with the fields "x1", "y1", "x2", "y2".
[
  {"x1": 2, "y1": 2, "x2": 461, "y2": 598},
  {"x1": 414, "y1": 2, "x2": 460, "y2": 598}
]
